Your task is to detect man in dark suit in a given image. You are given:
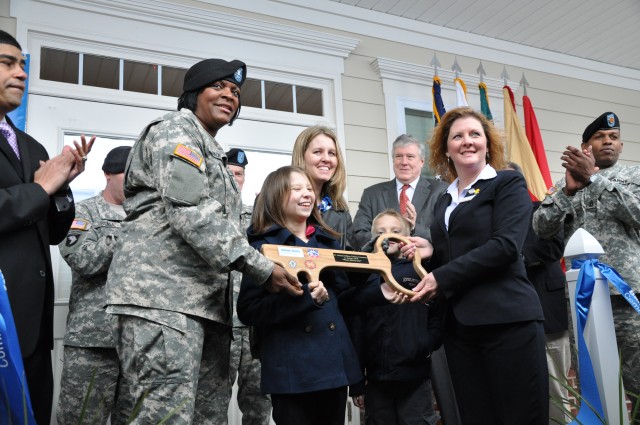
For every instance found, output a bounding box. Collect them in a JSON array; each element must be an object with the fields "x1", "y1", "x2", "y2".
[
  {"x1": 0, "y1": 30, "x2": 91, "y2": 424},
  {"x1": 352, "y1": 134, "x2": 447, "y2": 250},
  {"x1": 524, "y1": 204, "x2": 570, "y2": 424}
]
